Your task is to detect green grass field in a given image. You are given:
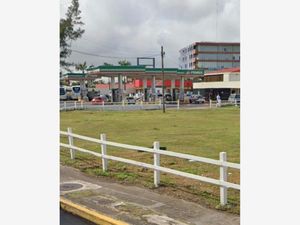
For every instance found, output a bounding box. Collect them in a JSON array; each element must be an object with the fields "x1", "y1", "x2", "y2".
[{"x1": 60, "y1": 108, "x2": 240, "y2": 213}]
